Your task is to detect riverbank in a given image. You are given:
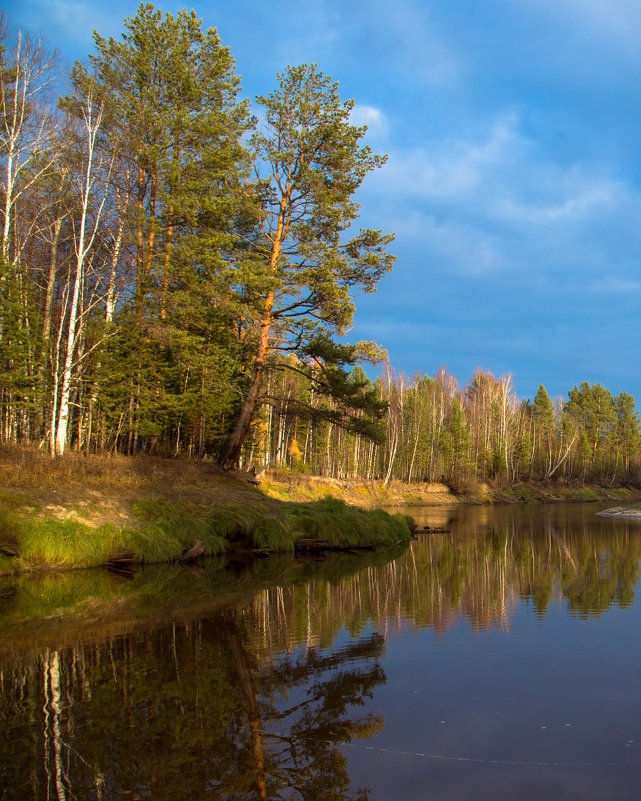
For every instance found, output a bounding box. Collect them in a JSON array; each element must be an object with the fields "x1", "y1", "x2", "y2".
[
  {"x1": 1, "y1": 448, "x2": 640, "y2": 574},
  {"x1": 0, "y1": 450, "x2": 412, "y2": 575},
  {"x1": 260, "y1": 469, "x2": 641, "y2": 507}
]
